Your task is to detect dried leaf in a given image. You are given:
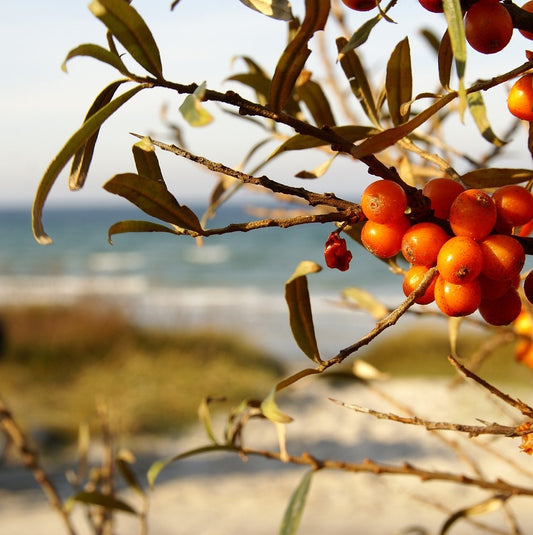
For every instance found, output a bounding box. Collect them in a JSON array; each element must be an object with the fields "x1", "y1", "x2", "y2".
[
  {"x1": 179, "y1": 81, "x2": 213, "y2": 127},
  {"x1": 65, "y1": 491, "x2": 137, "y2": 515},
  {"x1": 116, "y1": 449, "x2": 144, "y2": 496},
  {"x1": 103, "y1": 173, "x2": 203, "y2": 232},
  {"x1": 440, "y1": 495, "x2": 507, "y2": 534},
  {"x1": 460, "y1": 168, "x2": 533, "y2": 189},
  {"x1": 269, "y1": 0, "x2": 330, "y2": 113},
  {"x1": 296, "y1": 75, "x2": 335, "y2": 127},
  {"x1": 89, "y1": 0, "x2": 163, "y2": 78},
  {"x1": 132, "y1": 136, "x2": 165, "y2": 183},
  {"x1": 285, "y1": 261, "x2": 322, "y2": 363},
  {"x1": 238, "y1": 0, "x2": 294, "y2": 20},
  {"x1": 438, "y1": 30, "x2": 453, "y2": 91},
  {"x1": 341, "y1": 287, "x2": 389, "y2": 320}
]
